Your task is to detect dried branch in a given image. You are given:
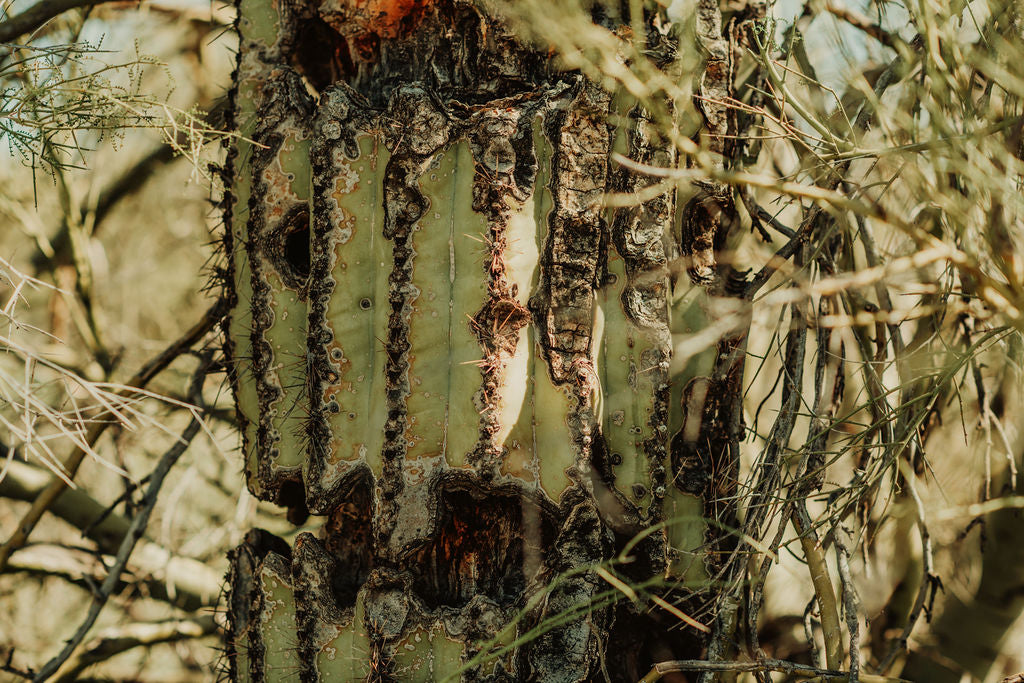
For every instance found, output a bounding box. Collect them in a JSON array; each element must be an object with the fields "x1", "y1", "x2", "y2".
[
  {"x1": 792, "y1": 504, "x2": 843, "y2": 671},
  {"x1": 0, "y1": 649, "x2": 33, "y2": 680},
  {"x1": 31, "y1": 97, "x2": 229, "y2": 272},
  {"x1": 6, "y1": 542, "x2": 219, "y2": 613},
  {"x1": 0, "y1": 460, "x2": 129, "y2": 549},
  {"x1": 0, "y1": 299, "x2": 225, "y2": 571},
  {"x1": 701, "y1": 293, "x2": 810, "y2": 679},
  {"x1": 0, "y1": 0, "x2": 116, "y2": 44},
  {"x1": 31, "y1": 352, "x2": 211, "y2": 682},
  {"x1": 876, "y1": 461, "x2": 940, "y2": 675},
  {"x1": 821, "y1": 2, "x2": 899, "y2": 50},
  {"x1": 641, "y1": 657, "x2": 909, "y2": 681},
  {"x1": 0, "y1": 462, "x2": 223, "y2": 610},
  {"x1": 31, "y1": 146, "x2": 174, "y2": 272},
  {"x1": 834, "y1": 525, "x2": 863, "y2": 681}
]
